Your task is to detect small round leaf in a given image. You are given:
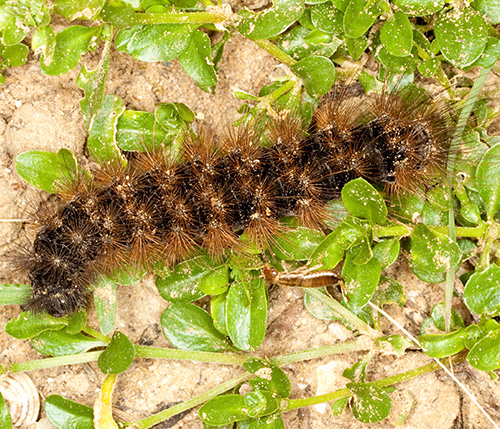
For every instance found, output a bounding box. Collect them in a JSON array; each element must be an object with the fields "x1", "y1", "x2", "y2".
[
  {"x1": 97, "y1": 331, "x2": 135, "y2": 374},
  {"x1": 464, "y1": 264, "x2": 500, "y2": 316},
  {"x1": 435, "y1": 8, "x2": 488, "y2": 68}
]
